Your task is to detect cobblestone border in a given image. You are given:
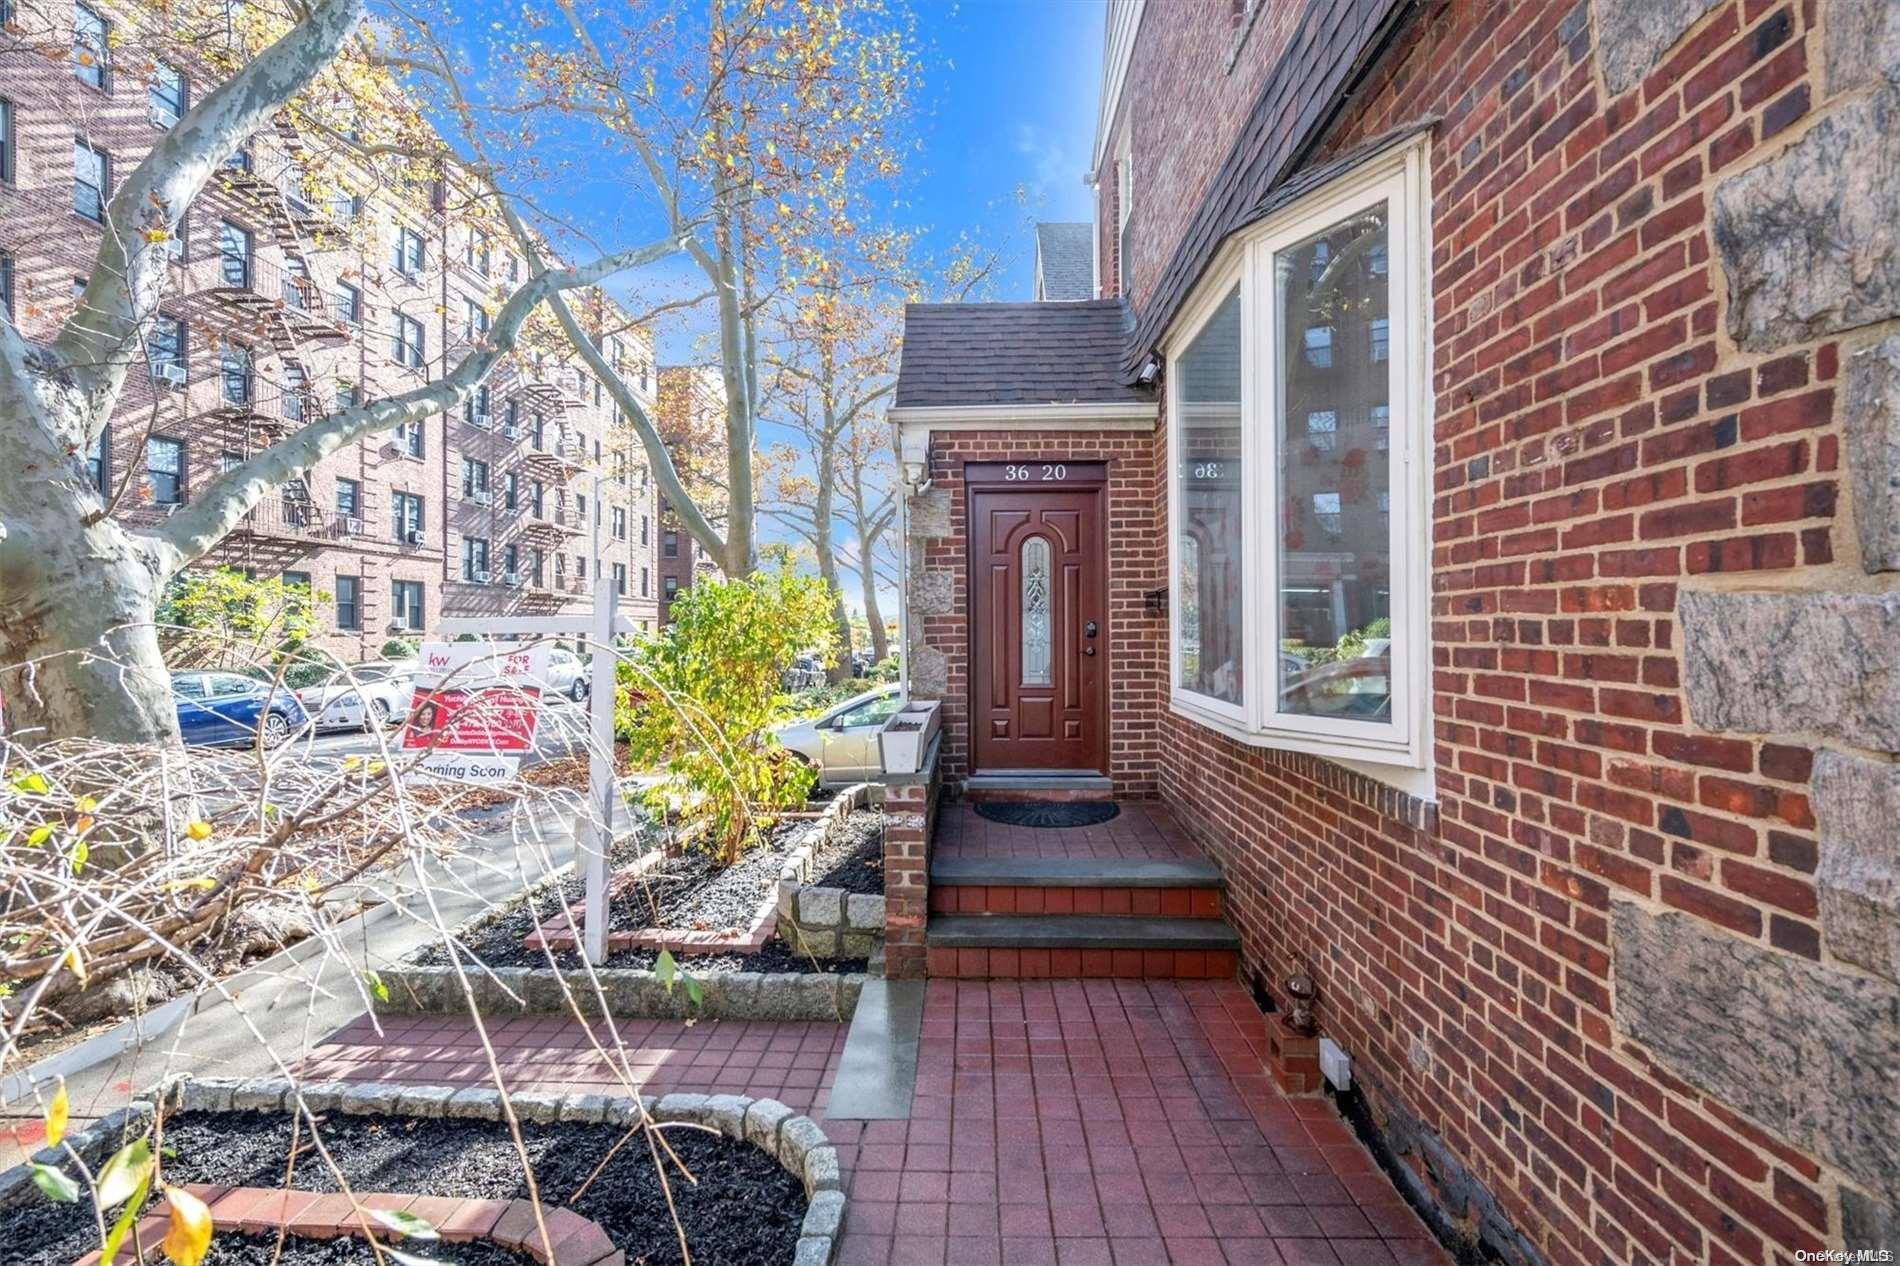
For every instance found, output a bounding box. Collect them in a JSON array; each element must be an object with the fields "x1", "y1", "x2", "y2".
[
  {"x1": 778, "y1": 784, "x2": 886, "y2": 959},
  {"x1": 2, "y1": 1078, "x2": 845, "y2": 1265},
  {"x1": 371, "y1": 963, "x2": 868, "y2": 1021}
]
